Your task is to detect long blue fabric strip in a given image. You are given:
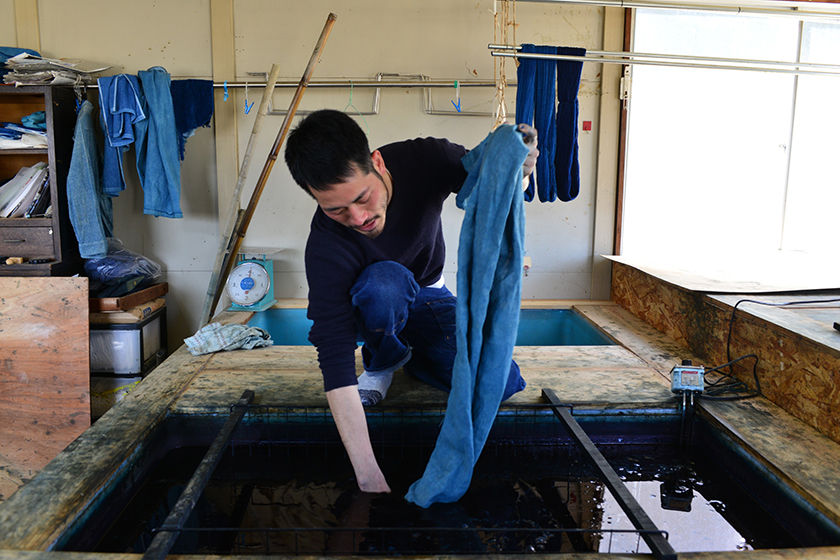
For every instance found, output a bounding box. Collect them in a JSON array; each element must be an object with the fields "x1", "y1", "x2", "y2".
[
  {"x1": 514, "y1": 44, "x2": 585, "y2": 203},
  {"x1": 405, "y1": 124, "x2": 528, "y2": 508},
  {"x1": 556, "y1": 47, "x2": 586, "y2": 202}
]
